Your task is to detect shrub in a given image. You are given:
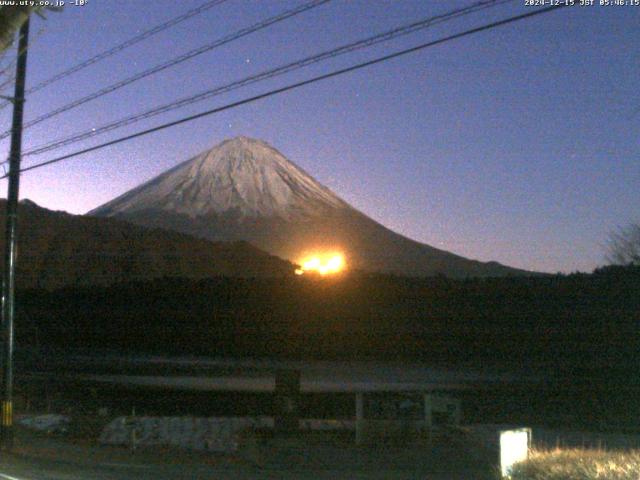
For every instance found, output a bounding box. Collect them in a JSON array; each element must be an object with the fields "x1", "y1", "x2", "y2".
[{"x1": 509, "y1": 448, "x2": 640, "y2": 480}]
